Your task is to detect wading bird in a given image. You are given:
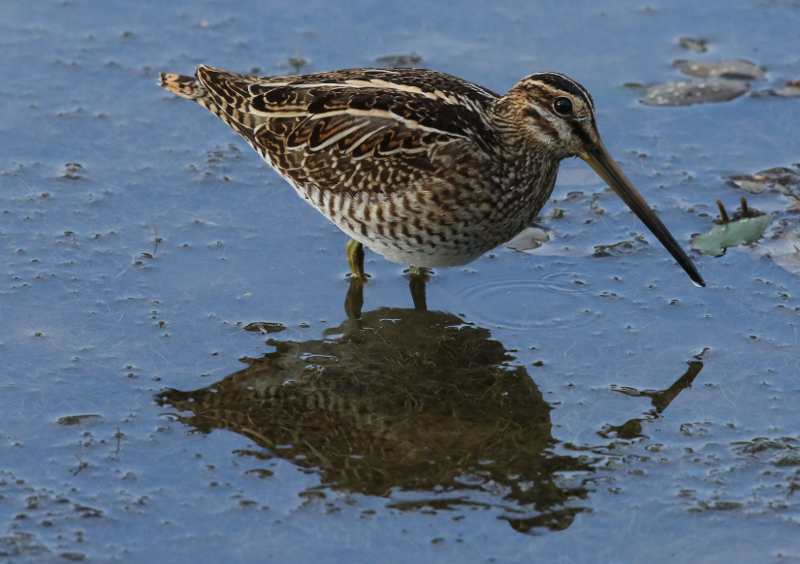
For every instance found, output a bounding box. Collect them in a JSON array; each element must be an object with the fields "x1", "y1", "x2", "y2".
[{"x1": 159, "y1": 65, "x2": 705, "y2": 292}]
